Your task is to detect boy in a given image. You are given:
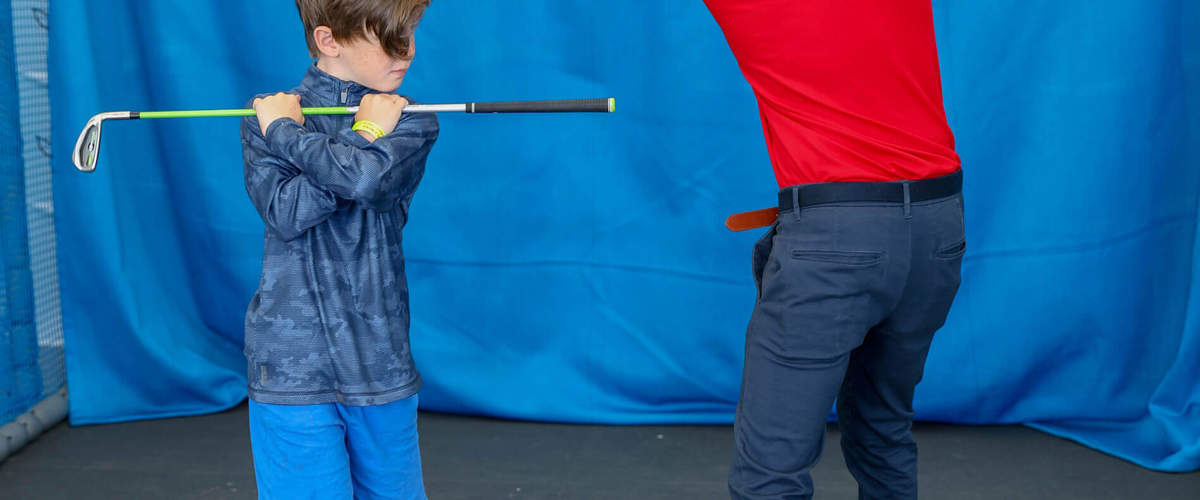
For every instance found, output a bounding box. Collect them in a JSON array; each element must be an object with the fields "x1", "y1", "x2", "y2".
[
  {"x1": 704, "y1": 1, "x2": 966, "y2": 499},
  {"x1": 241, "y1": 1, "x2": 435, "y2": 498}
]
